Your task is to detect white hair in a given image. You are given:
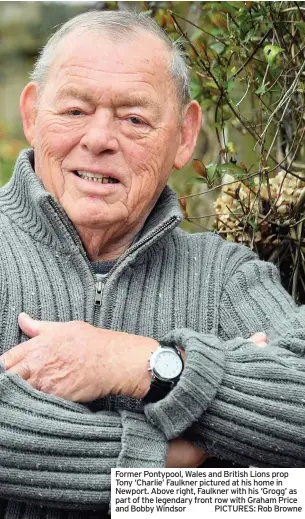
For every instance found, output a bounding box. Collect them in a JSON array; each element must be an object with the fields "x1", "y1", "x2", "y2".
[{"x1": 30, "y1": 10, "x2": 191, "y2": 110}]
